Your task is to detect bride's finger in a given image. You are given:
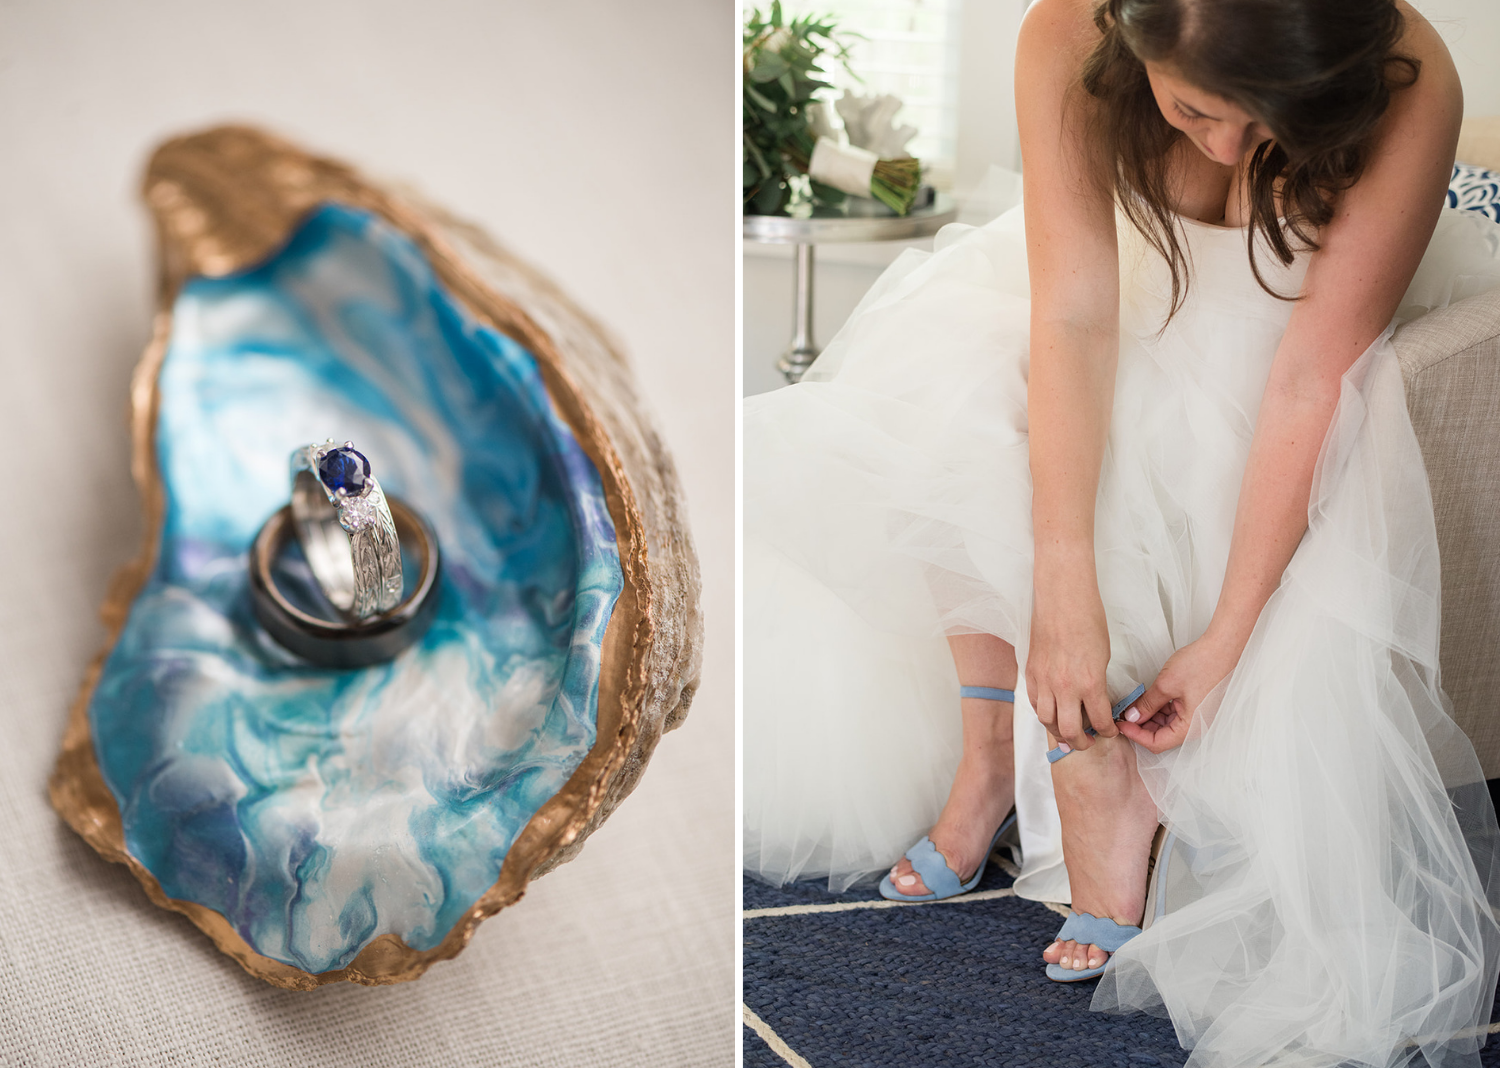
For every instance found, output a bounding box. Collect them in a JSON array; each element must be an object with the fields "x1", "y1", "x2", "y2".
[
  {"x1": 1055, "y1": 698, "x2": 1090, "y2": 750},
  {"x1": 1137, "y1": 712, "x2": 1190, "y2": 754},
  {"x1": 1129, "y1": 679, "x2": 1172, "y2": 725},
  {"x1": 1083, "y1": 685, "x2": 1117, "y2": 739},
  {"x1": 1117, "y1": 717, "x2": 1153, "y2": 743},
  {"x1": 1119, "y1": 705, "x2": 1174, "y2": 744},
  {"x1": 1032, "y1": 690, "x2": 1057, "y2": 733}
]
